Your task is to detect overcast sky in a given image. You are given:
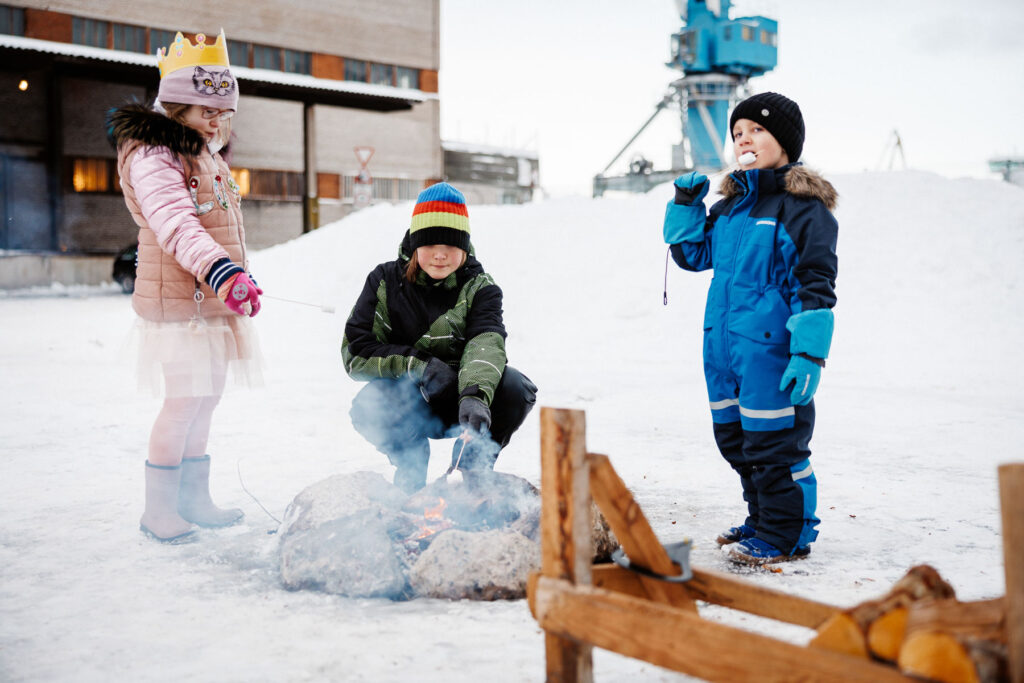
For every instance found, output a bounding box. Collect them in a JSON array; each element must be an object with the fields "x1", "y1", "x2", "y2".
[{"x1": 439, "y1": 0, "x2": 1024, "y2": 196}]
